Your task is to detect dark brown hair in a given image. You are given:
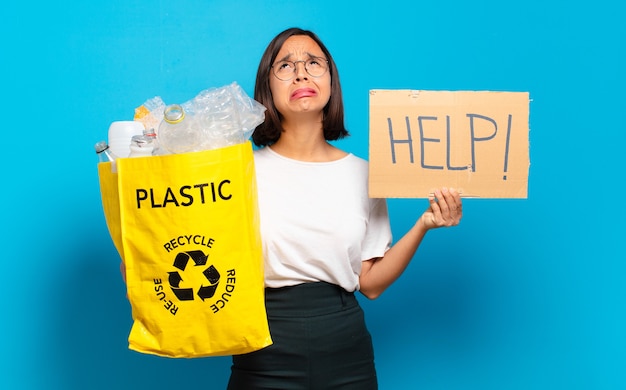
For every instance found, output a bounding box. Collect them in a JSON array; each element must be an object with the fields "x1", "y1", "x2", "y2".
[{"x1": 252, "y1": 27, "x2": 349, "y2": 147}]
